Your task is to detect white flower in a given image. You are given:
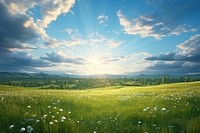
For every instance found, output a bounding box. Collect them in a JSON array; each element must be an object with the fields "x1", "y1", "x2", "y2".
[
  {"x1": 52, "y1": 115, "x2": 55, "y2": 118},
  {"x1": 59, "y1": 108, "x2": 63, "y2": 112},
  {"x1": 54, "y1": 107, "x2": 57, "y2": 110},
  {"x1": 143, "y1": 108, "x2": 147, "y2": 112},
  {"x1": 48, "y1": 106, "x2": 51, "y2": 108},
  {"x1": 161, "y1": 108, "x2": 166, "y2": 111},
  {"x1": 27, "y1": 106, "x2": 31, "y2": 109},
  {"x1": 77, "y1": 120, "x2": 79, "y2": 123},
  {"x1": 68, "y1": 111, "x2": 71, "y2": 114},
  {"x1": 49, "y1": 122, "x2": 53, "y2": 125},
  {"x1": 138, "y1": 121, "x2": 142, "y2": 124},
  {"x1": 60, "y1": 119, "x2": 64, "y2": 122},
  {"x1": 43, "y1": 114, "x2": 47, "y2": 119},
  {"x1": 9, "y1": 125, "x2": 14, "y2": 129},
  {"x1": 61, "y1": 116, "x2": 66, "y2": 120},
  {"x1": 94, "y1": 131, "x2": 96, "y2": 133},
  {"x1": 153, "y1": 107, "x2": 157, "y2": 111},
  {"x1": 20, "y1": 127, "x2": 26, "y2": 132},
  {"x1": 36, "y1": 120, "x2": 40, "y2": 123},
  {"x1": 56, "y1": 112, "x2": 59, "y2": 114}
]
